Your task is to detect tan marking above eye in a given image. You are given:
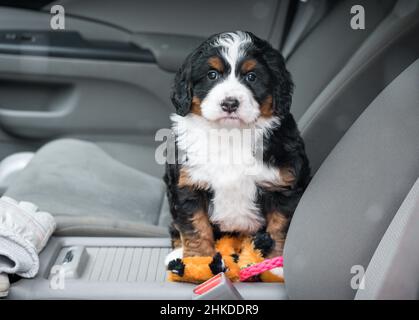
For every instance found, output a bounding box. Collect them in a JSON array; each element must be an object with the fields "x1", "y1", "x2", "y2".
[
  {"x1": 241, "y1": 59, "x2": 257, "y2": 73},
  {"x1": 208, "y1": 56, "x2": 224, "y2": 72}
]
